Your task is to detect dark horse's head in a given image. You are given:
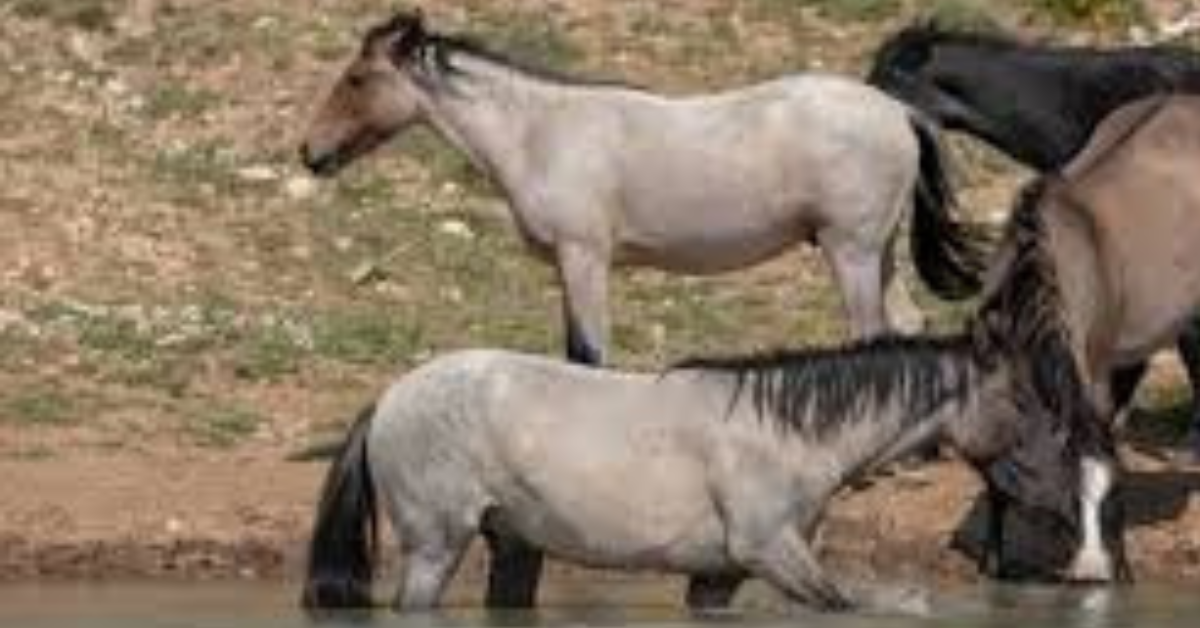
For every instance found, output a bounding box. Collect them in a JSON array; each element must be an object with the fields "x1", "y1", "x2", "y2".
[
  {"x1": 870, "y1": 22, "x2": 1200, "y2": 170},
  {"x1": 968, "y1": 179, "x2": 1127, "y2": 582},
  {"x1": 300, "y1": 11, "x2": 434, "y2": 176},
  {"x1": 867, "y1": 24, "x2": 1028, "y2": 141}
]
